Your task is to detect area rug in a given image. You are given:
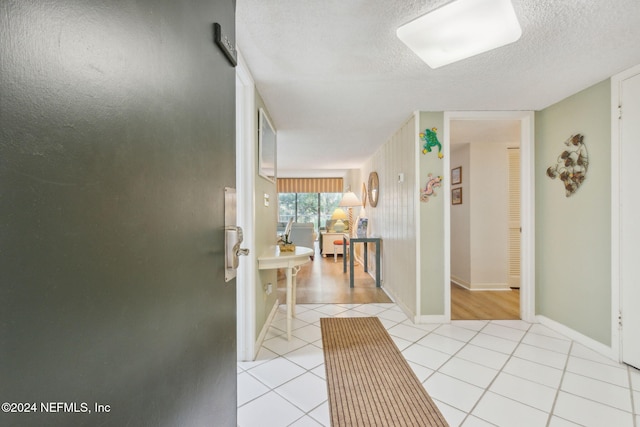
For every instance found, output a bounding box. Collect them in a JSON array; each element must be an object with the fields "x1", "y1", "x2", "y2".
[{"x1": 320, "y1": 317, "x2": 449, "y2": 427}]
